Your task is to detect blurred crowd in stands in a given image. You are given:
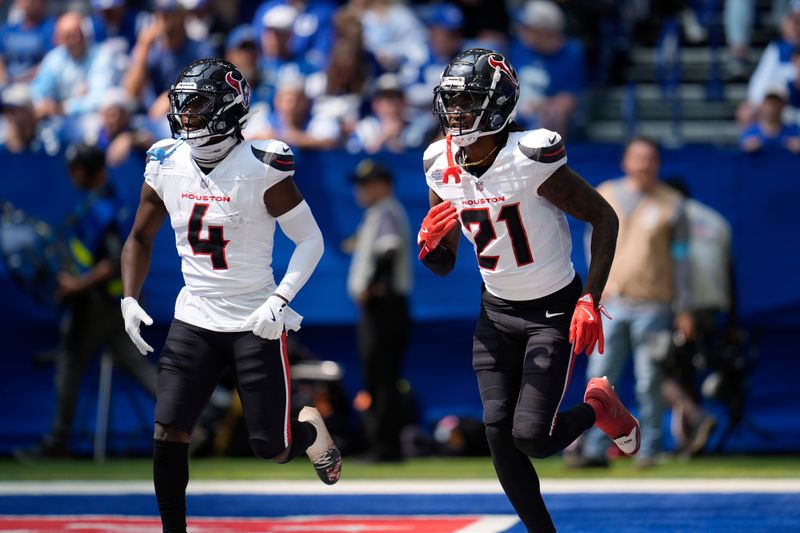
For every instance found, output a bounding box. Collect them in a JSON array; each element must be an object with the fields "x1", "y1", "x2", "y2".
[{"x1": 3, "y1": 0, "x2": 799, "y2": 161}]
